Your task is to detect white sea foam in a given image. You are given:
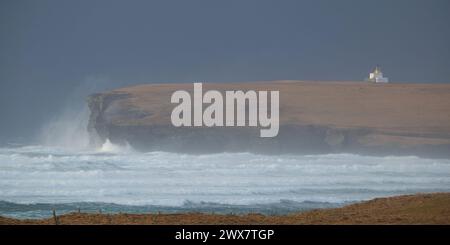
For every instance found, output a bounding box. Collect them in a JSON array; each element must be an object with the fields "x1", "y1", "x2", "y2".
[
  {"x1": 98, "y1": 139, "x2": 133, "y2": 154},
  {"x1": 0, "y1": 146, "x2": 450, "y2": 207}
]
